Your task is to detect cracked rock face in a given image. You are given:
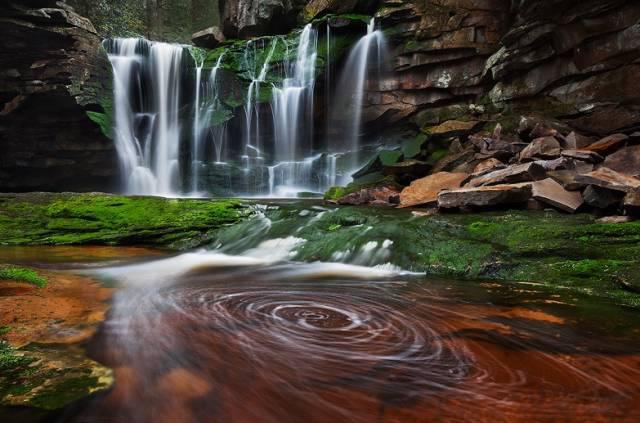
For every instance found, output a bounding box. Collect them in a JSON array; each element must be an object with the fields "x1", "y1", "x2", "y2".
[{"x1": 0, "y1": 0, "x2": 117, "y2": 192}]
